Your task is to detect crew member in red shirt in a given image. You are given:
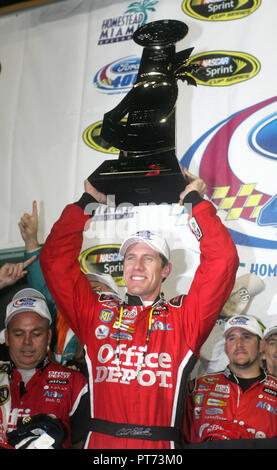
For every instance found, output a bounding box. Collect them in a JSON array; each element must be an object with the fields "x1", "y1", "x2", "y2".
[
  {"x1": 184, "y1": 315, "x2": 277, "y2": 442},
  {"x1": 0, "y1": 288, "x2": 89, "y2": 449}
]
